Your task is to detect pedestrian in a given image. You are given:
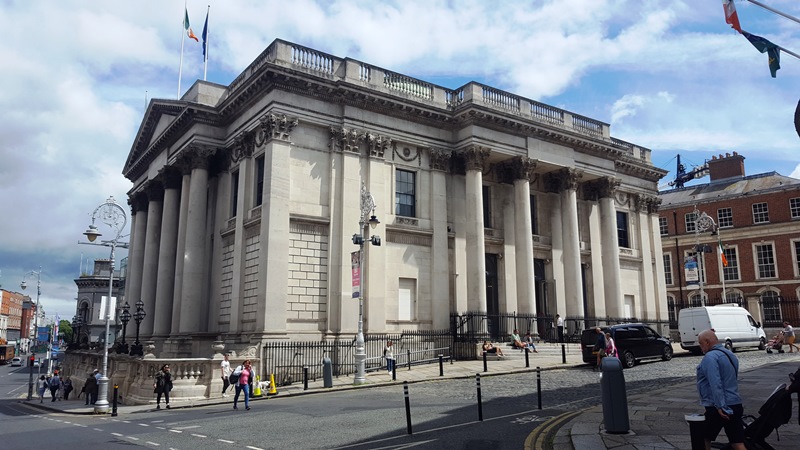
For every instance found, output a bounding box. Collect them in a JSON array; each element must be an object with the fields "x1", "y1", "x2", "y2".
[
  {"x1": 696, "y1": 329, "x2": 745, "y2": 450},
  {"x1": 383, "y1": 340, "x2": 395, "y2": 373},
  {"x1": 605, "y1": 332, "x2": 618, "y2": 359},
  {"x1": 221, "y1": 354, "x2": 232, "y2": 397},
  {"x1": 49, "y1": 372, "x2": 61, "y2": 402},
  {"x1": 593, "y1": 327, "x2": 606, "y2": 370},
  {"x1": 233, "y1": 359, "x2": 252, "y2": 411},
  {"x1": 84, "y1": 372, "x2": 98, "y2": 405},
  {"x1": 153, "y1": 364, "x2": 173, "y2": 410},
  {"x1": 510, "y1": 329, "x2": 526, "y2": 351},
  {"x1": 63, "y1": 376, "x2": 73, "y2": 400},
  {"x1": 524, "y1": 331, "x2": 538, "y2": 353},
  {"x1": 783, "y1": 321, "x2": 798, "y2": 353},
  {"x1": 556, "y1": 314, "x2": 564, "y2": 343},
  {"x1": 36, "y1": 375, "x2": 48, "y2": 403}
]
